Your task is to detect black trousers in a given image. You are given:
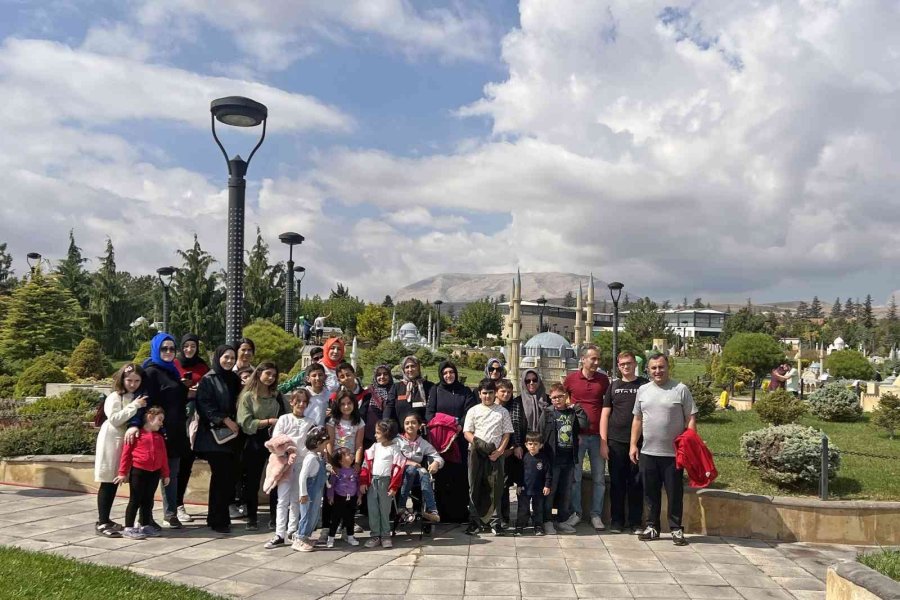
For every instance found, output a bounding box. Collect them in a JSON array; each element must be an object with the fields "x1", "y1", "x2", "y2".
[
  {"x1": 516, "y1": 492, "x2": 546, "y2": 529},
  {"x1": 242, "y1": 442, "x2": 277, "y2": 523},
  {"x1": 176, "y1": 450, "x2": 195, "y2": 507},
  {"x1": 204, "y1": 452, "x2": 237, "y2": 528},
  {"x1": 125, "y1": 468, "x2": 160, "y2": 528},
  {"x1": 97, "y1": 481, "x2": 118, "y2": 524},
  {"x1": 639, "y1": 453, "x2": 683, "y2": 531},
  {"x1": 608, "y1": 440, "x2": 643, "y2": 528},
  {"x1": 501, "y1": 454, "x2": 522, "y2": 523},
  {"x1": 328, "y1": 494, "x2": 358, "y2": 536}
]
